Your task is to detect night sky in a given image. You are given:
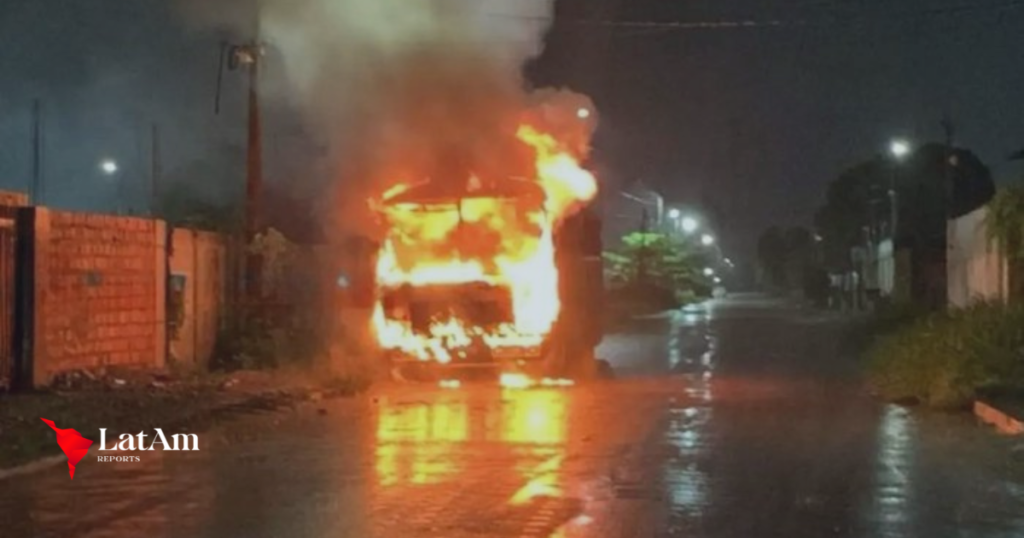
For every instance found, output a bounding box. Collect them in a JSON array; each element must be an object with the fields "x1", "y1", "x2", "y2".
[
  {"x1": 532, "y1": 0, "x2": 1024, "y2": 258},
  {"x1": 3, "y1": 0, "x2": 1024, "y2": 262}
]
